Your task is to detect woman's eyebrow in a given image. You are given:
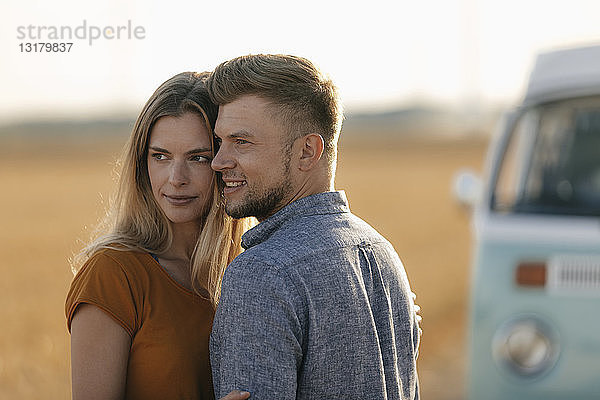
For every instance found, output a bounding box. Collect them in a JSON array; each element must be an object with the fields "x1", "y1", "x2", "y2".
[
  {"x1": 185, "y1": 147, "x2": 212, "y2": 155},
  {"x1": 148, "y1": 146, "x2": 170, "y2": 153},
  {"x1": 149, "y1": 146, "x2": 212, "y2": 155}
]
